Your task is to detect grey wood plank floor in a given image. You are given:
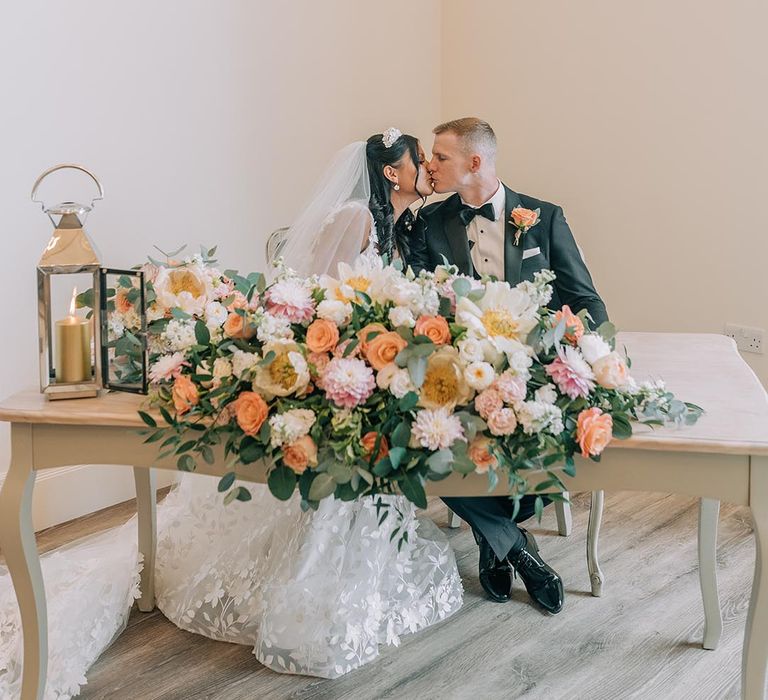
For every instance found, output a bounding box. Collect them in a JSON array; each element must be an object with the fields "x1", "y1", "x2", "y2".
[{"x1": 15, "y1": 490, "x2": 756, "y2": 699}]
